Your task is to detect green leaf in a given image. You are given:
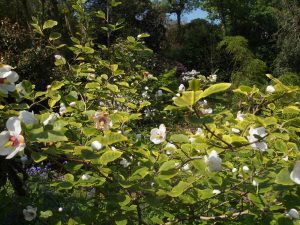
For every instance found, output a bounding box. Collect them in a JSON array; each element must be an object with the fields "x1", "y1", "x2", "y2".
[
  {"x1": 158, "y1": 160, "x2": 177, "y2": 173},
  {"x1": 173, "y1": 91, "x2": 202, "y2": 107},
  {"x1": 82, "y1": 46, "x2": 94, "y2": 54},
  {"x1": 127, "y1": 36, "x2": 135, "y2": 43},
  {"x1": 51, "y1": 81, "x2": 64, "y2": 90},
  {"x1": 275, "y1": 168, "x2": 294, "y2": 185},
  {"x1": 168, "y1": 181, "x2": 191, "y2": 197},
  {"x1": 274, "y1": 140, "x2": 288, "y2": 152},
  {"x1": 188, "y1": 79, "x2": 201, "y2": 91},
  {"x1": 49, "y1": 32, "x2": 61, "y2": 41},
  {"x1": 96, "y1": 10, "x2": 106, "y2": 20},
  {"x1": 100, "y1": 132, "x2": 127, "y2": 145},
  {"x1": 107, "y1": 83, "x2": 120, "y2": 92},
  {"x1": 170, "y1": 134, "x2": 189, "y2": 143},
  {"x1": 31, "y1": 152, "x2": 47, "y2": 163},
  {"x1": 43, "y1": 20, "x2": 58, "y2": 30},
  {"x1": 128, "y1": 167, "x2": 150, "y2": 181},
  {"x1": 100, "y1": 150, "x2": 123, "y2": 165},
  {"x1": 40, "y1": 210, "x2": 53, "y2": 219},
  {"x1": 199, "y1": 83, "x2": 231, "y2": 99},
  {"x1": 64, "y1": 174, "x2": 74, "y2": 182},
  {"x1": 138, "y1": 101, "x2": 151, "y2": 111},
  {"x1": 115, "y1": 219, "x2": 127, "y2": 225}
]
